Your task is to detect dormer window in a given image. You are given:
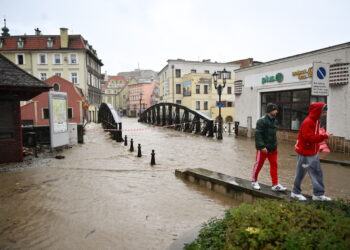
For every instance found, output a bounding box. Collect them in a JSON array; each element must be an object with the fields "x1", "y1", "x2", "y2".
[
  {"x1": 17, "y1": 38, "x2": 24, "y2": 48},
  {"x1": 47, "y1": 37, "x2": 54, "y2": 48}
]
